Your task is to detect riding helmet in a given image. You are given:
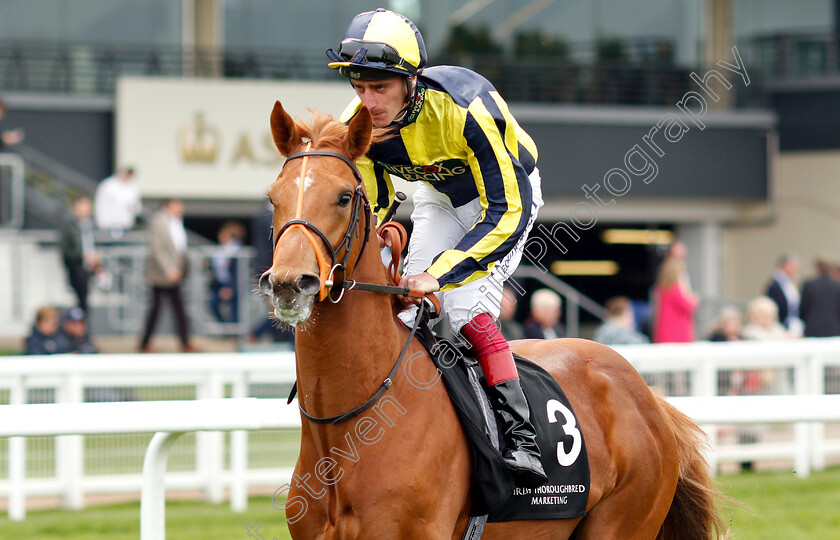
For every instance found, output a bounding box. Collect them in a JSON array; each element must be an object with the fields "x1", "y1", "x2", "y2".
[{"x1": 326, "y1": 8, "x2": 427, "y2": 81}]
